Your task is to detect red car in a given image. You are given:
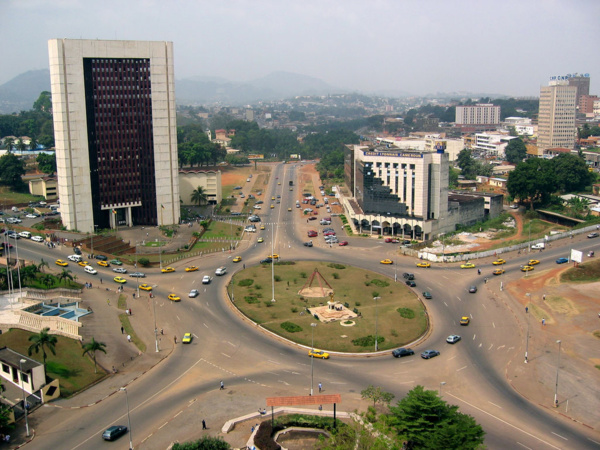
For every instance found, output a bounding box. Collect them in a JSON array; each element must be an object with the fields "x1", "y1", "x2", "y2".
[
  {"x1": 307, "y1": 231, "x2": 318, "y2": 237},
  {"x1": 385, "y1": 238, "x2": 399, "y2": 243},
  {"x1": 308, "y1": 216, "x2": 317, "y2": 221},
  {"x1": 339, "y1": 241, "x2": 349, "y2": 246},
  {"x1": 313, "y1": 211, "x2": 319, "y2": 215},
  {"x1": 323, "y1": 231, "x2": 336, "y2": 236}
]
